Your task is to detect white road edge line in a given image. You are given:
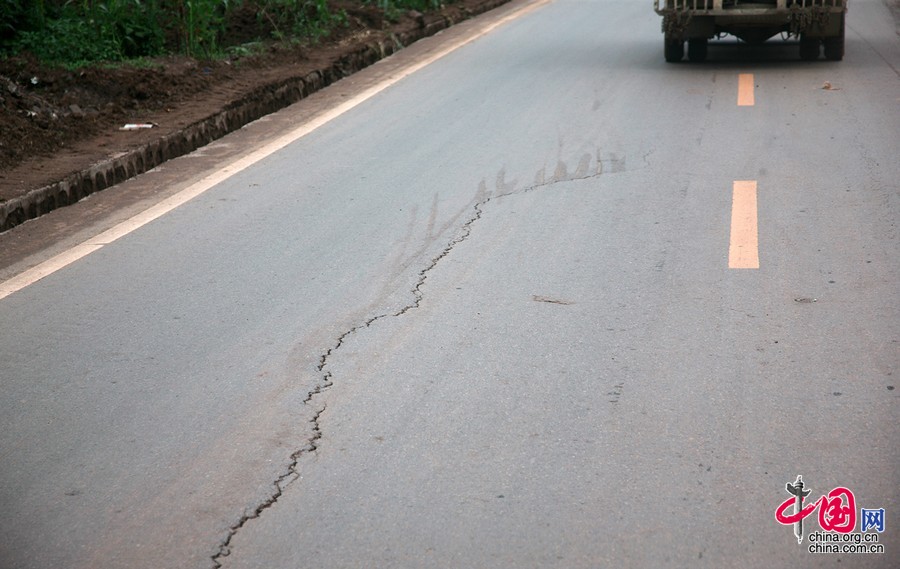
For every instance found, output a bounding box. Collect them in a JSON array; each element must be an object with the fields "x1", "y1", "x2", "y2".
[{"x1": 0, "y1": 0, "x2": 552, "y2": 302}]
